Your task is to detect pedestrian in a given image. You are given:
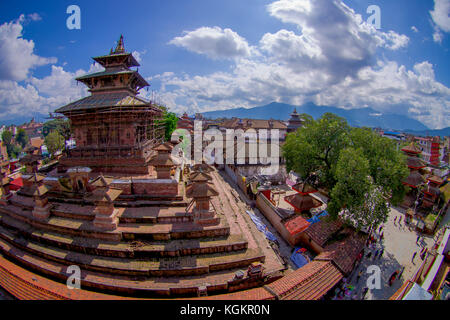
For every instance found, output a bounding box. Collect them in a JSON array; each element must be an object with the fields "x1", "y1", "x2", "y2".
[
  {"x1": 356, "y1": 270, "x2": 363, "y2": 283},
  {"x1": 379, "y1": 248, "x2": 384, "y2": 259},
  {"x1": 398, "y1": 267, "x2": 405, "y2": 280},
  {"x1": 380, "y1": 232, "x2": 384, "y2": 241},
  {"x1": 366, "y1": 251, "x2": 372, "y2": 259},
  {"x1": 361, "y1": 287, "x2": 368, "y2": 300},
  {"x1": 378, "y1": 225, "x2": 383, "y2": 233},
  {"x1": 412, "y1": 251, "x2": 417, "y2": 262},
  {"x1": 416, "y1": 235, "x2": 420, "y2": 244},
  {"x1": 399, "y1": 216, "x2": 402, "y2": 224},
  {"x1": 373, "y1": 250, "x2": 379, "y2": 259},
  {"x1": 394, "y1": 216, "x2": 397, "y2": 224}
]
